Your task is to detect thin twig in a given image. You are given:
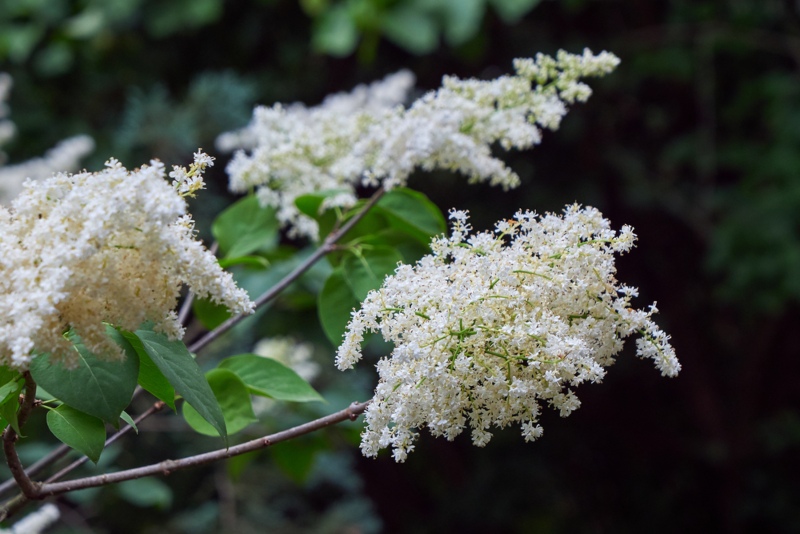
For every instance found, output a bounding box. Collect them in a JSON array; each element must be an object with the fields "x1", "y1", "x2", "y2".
[
  {"x1": 35, "y1": 401, "x2": 368, "y2": 497},
  {"x1": 188, "y1": 187, "x2": 386, "y2": 354}
]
